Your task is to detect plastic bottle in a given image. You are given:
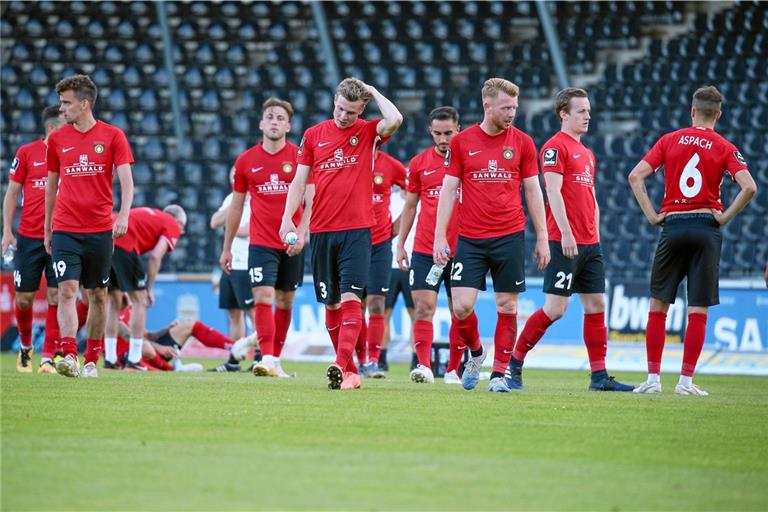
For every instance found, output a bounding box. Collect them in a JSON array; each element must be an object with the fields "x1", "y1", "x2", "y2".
[
  {"x1": 425, "y1": 247, "x2": 451, "y2": 286},
  {"x1": 2, "y1": 246, "x2": 14, "y2": 266}
]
